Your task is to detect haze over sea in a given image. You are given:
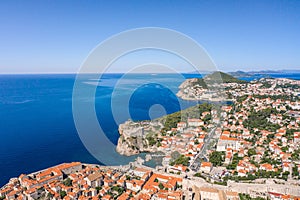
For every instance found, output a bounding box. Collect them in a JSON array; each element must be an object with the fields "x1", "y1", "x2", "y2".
[{"x1": 1, "y1": 72, "x2": 300, "y2": 186}]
